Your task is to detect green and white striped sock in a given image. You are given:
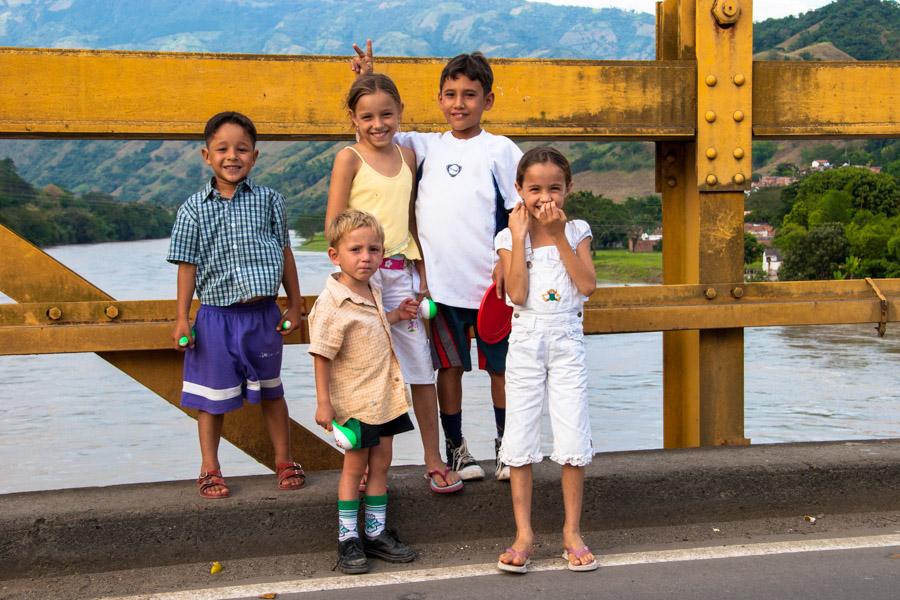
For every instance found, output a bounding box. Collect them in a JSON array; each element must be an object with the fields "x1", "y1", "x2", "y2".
[
  {"x1": 338, "y1": 499, "x2": 360, "y2": 542},
  {"x1": 364, "y1": 494, "x2": 388, "y2": 539}
]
